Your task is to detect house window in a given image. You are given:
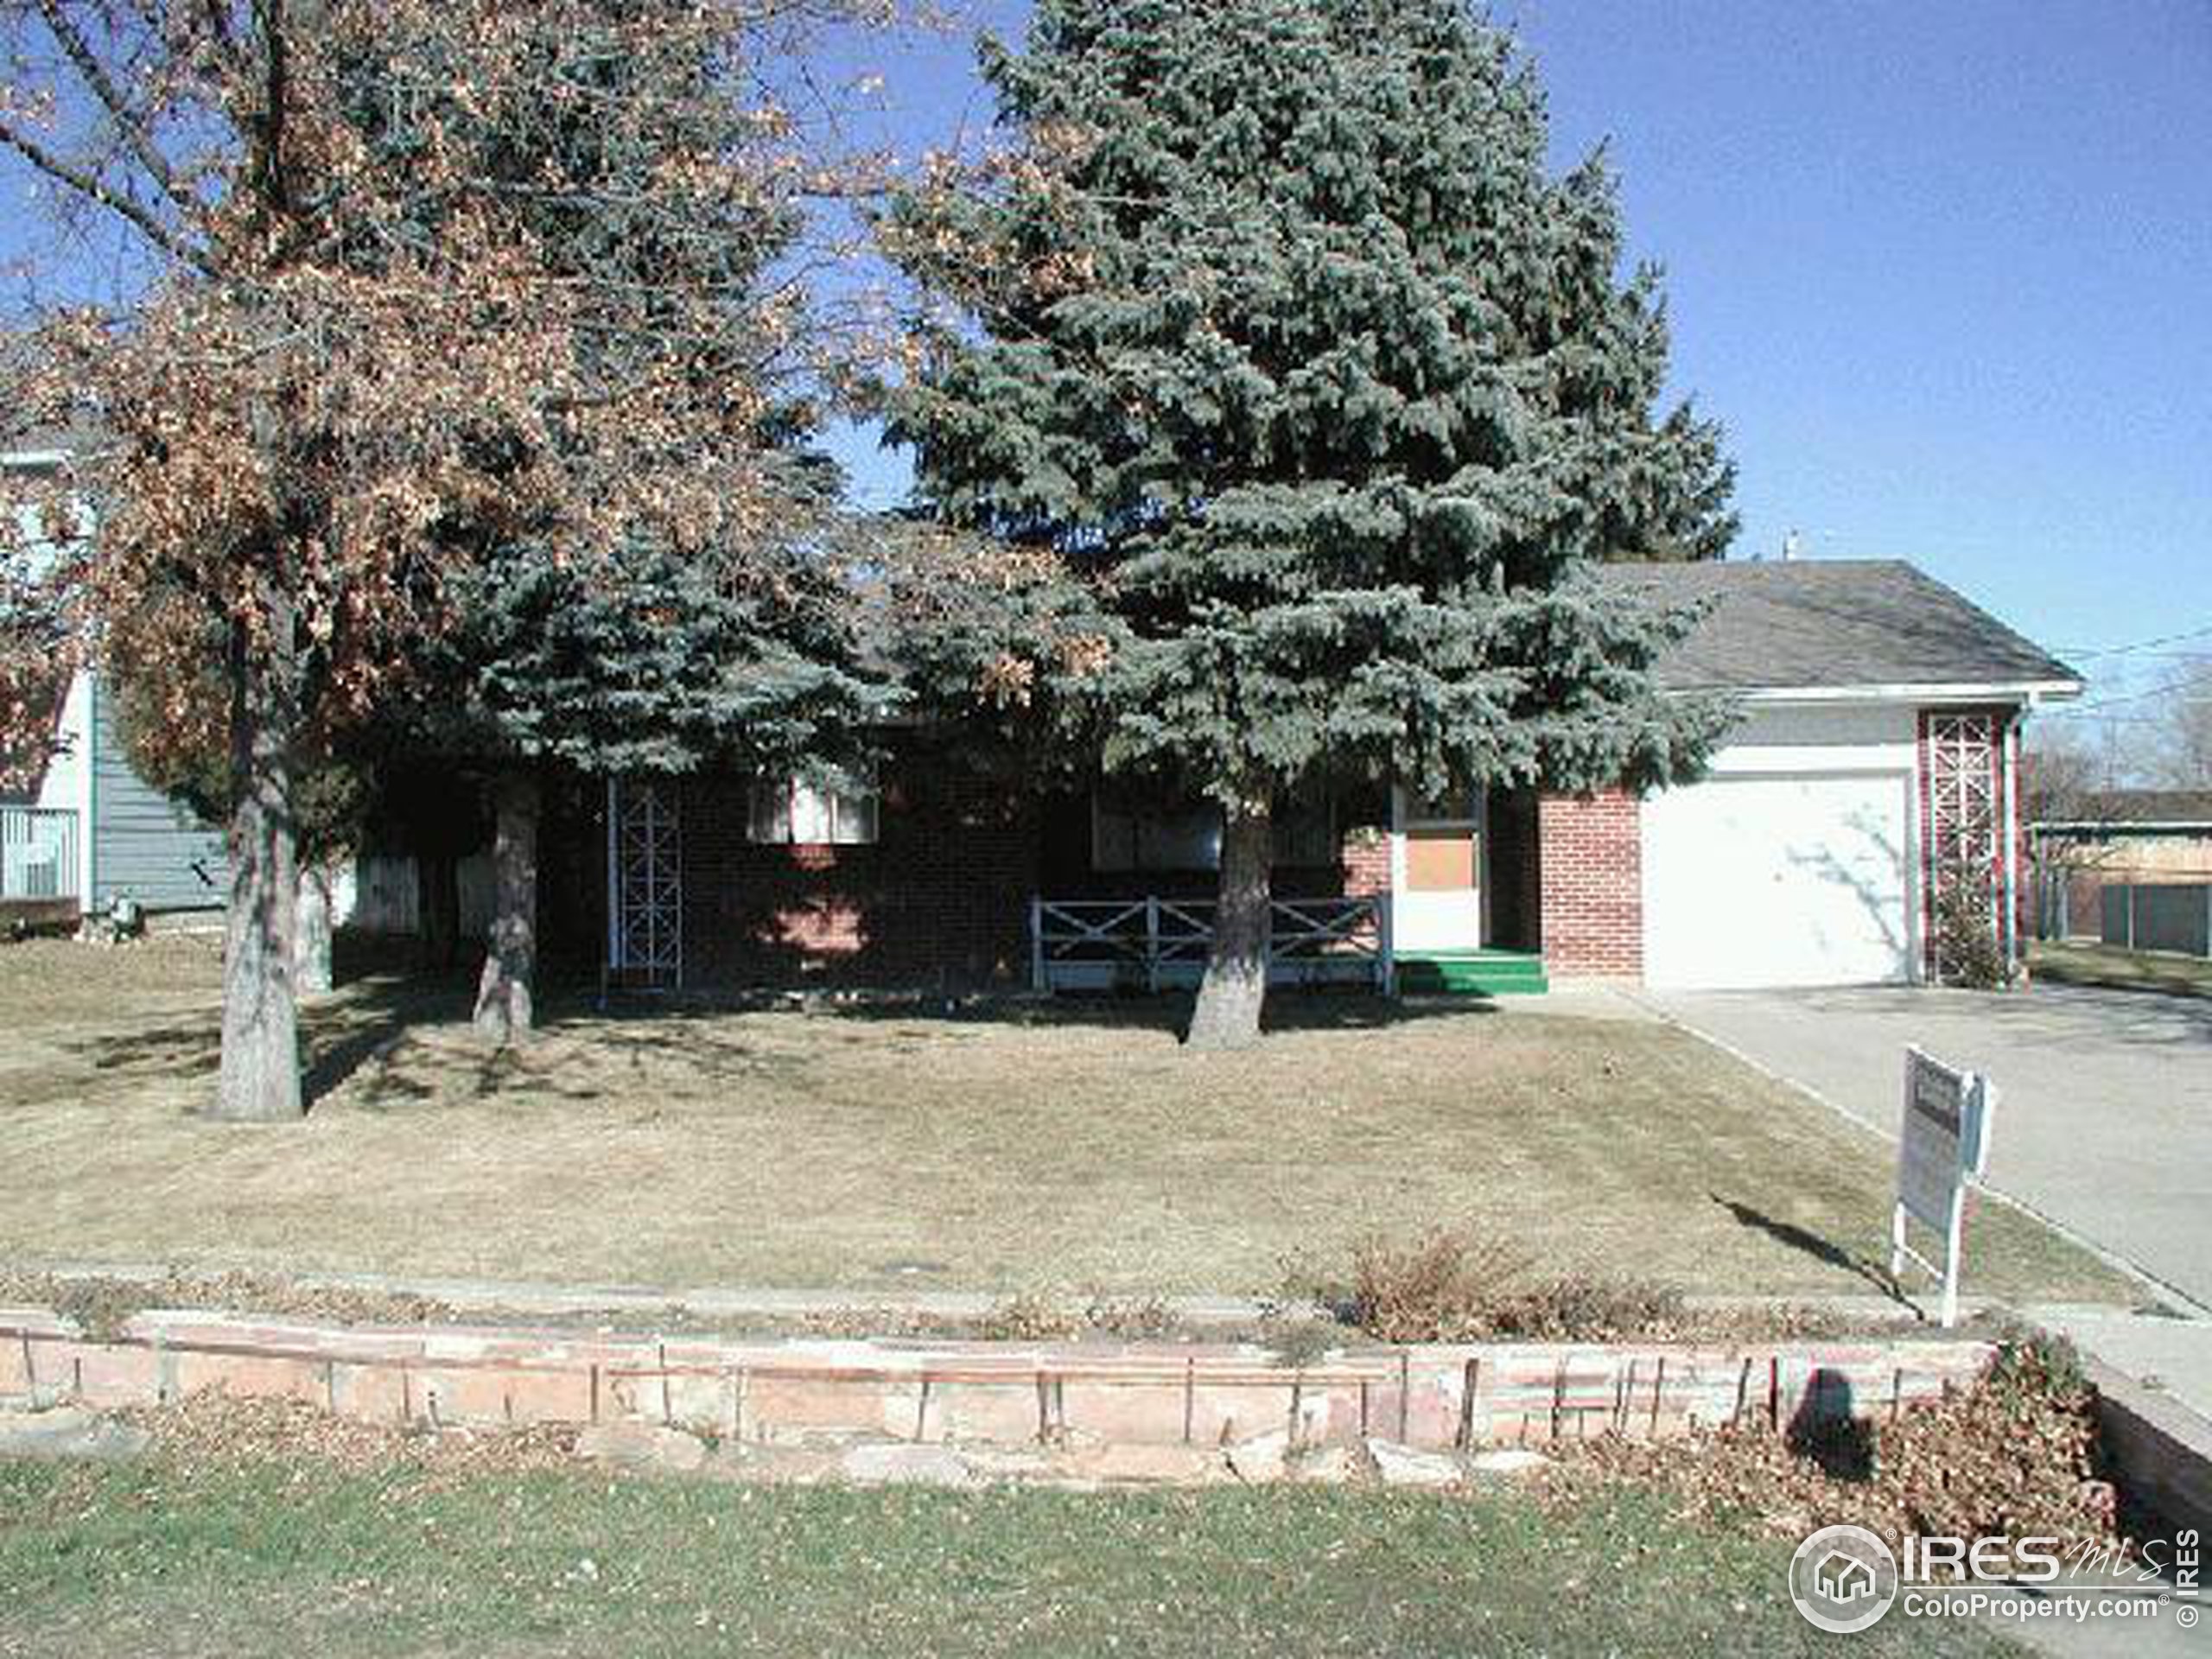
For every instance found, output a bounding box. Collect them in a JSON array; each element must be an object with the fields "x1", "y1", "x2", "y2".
[
  {"x1": 1093, "y1": 797, "x2": 1220, "y2": 873},
  {"x1": 748, "y1": 773, "x2": 879, "y2": 846},
  {"x1": 1091, "y1": 791, "x2": 1335, "y2": 871}
]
